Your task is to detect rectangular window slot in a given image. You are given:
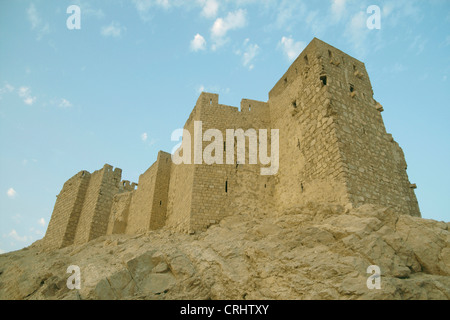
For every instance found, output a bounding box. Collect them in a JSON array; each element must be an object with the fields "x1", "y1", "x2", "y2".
[{"x1": 320, "y1": 75, "x2": 327, "y2": 86}]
